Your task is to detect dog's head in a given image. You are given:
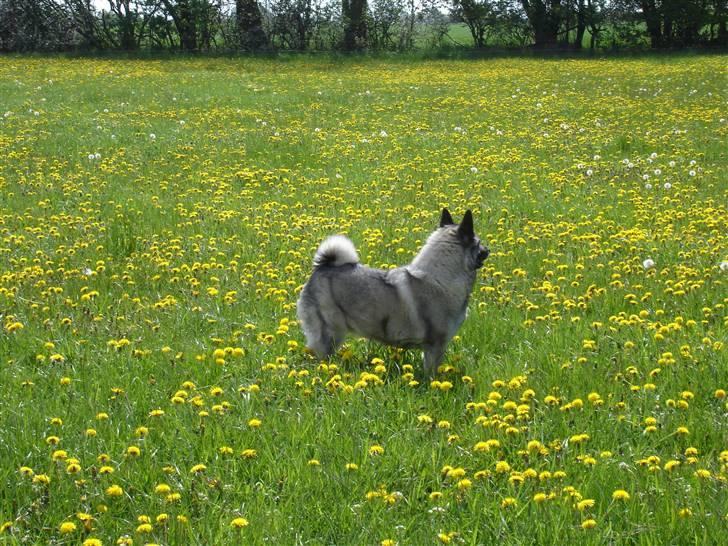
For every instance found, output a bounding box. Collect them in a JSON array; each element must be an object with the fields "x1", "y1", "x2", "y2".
[{"x1": 440, "y1": 208, "x2": 489, "y2": 269}]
